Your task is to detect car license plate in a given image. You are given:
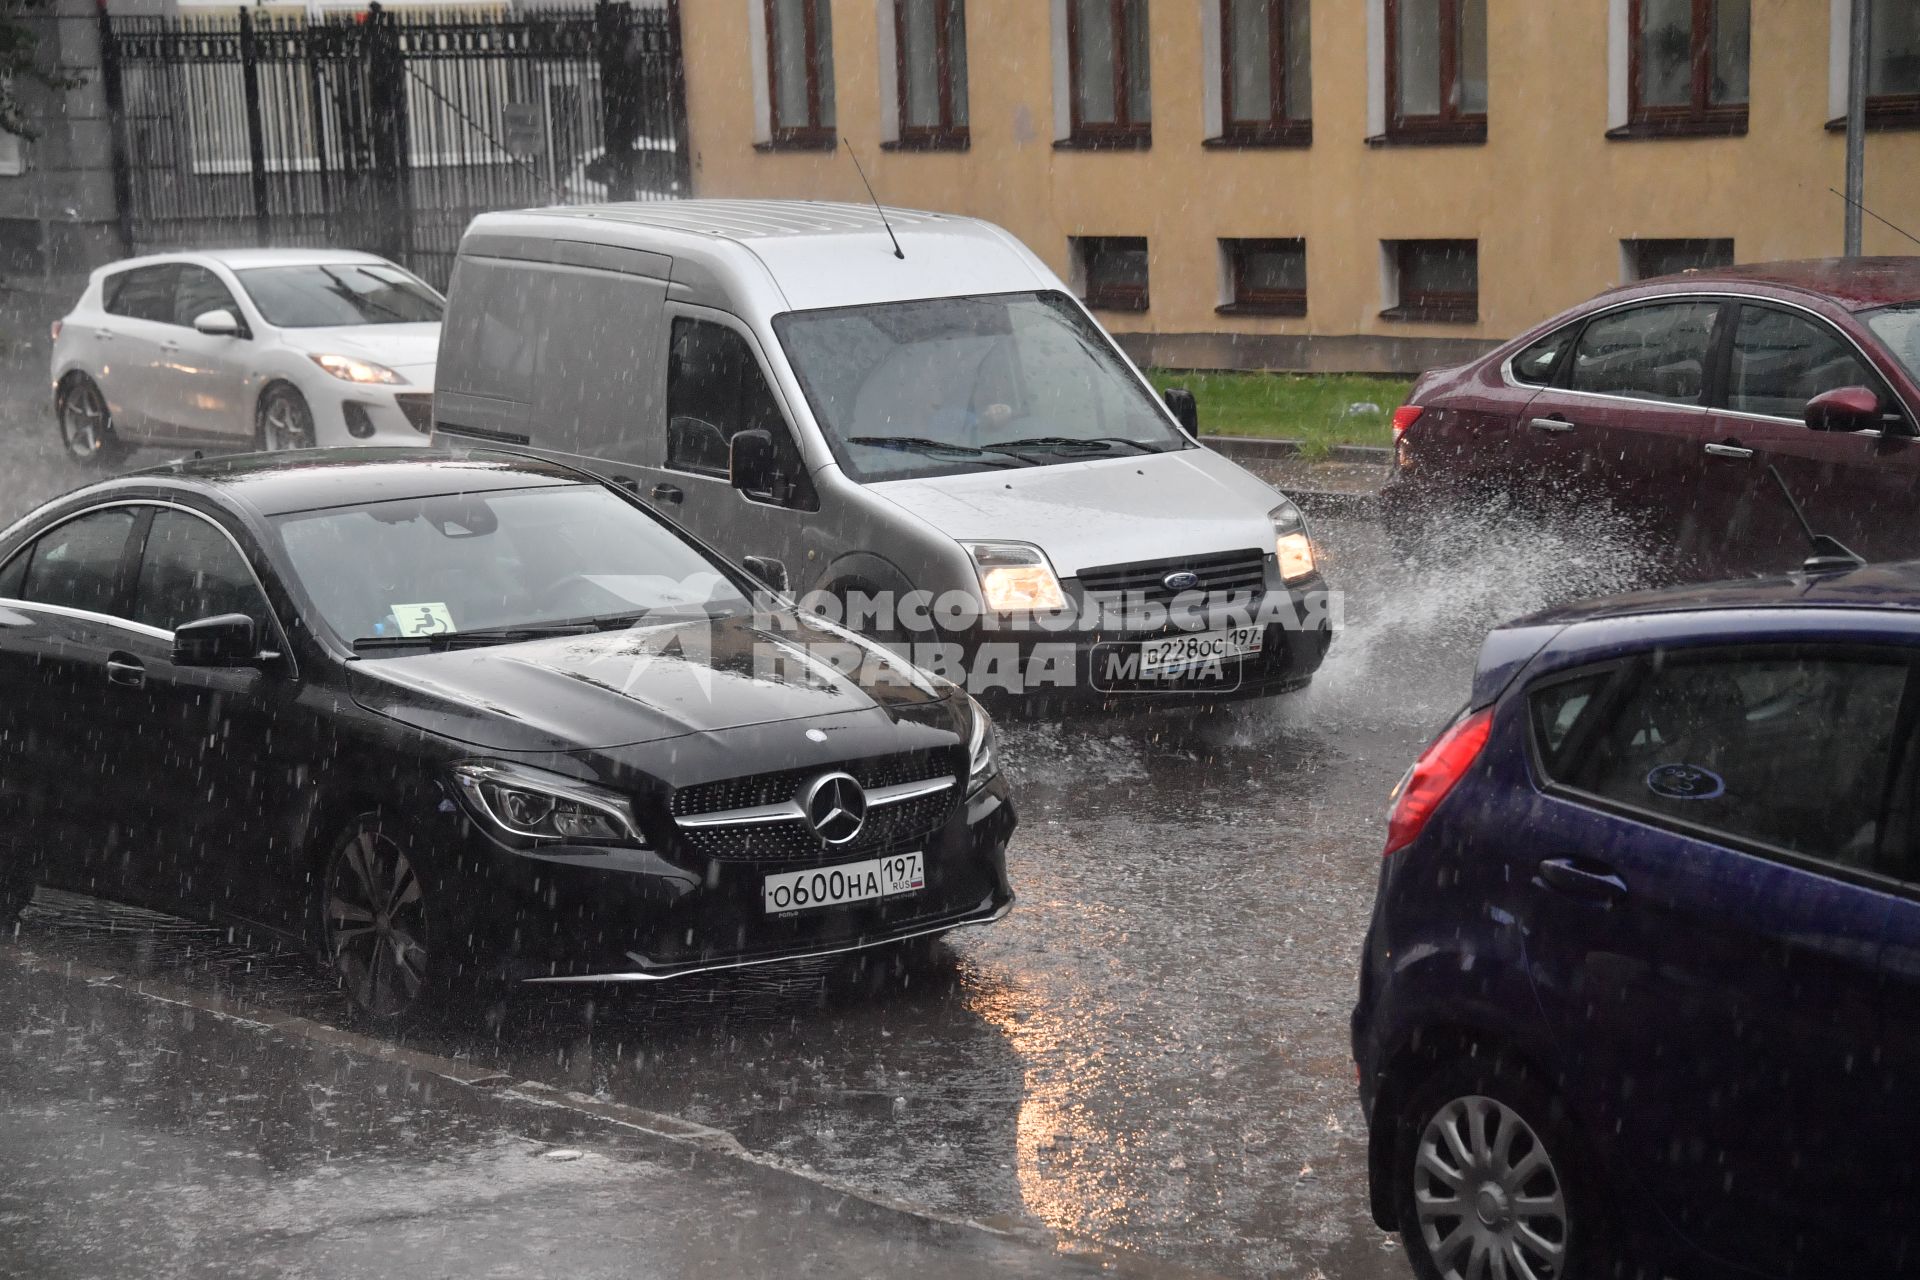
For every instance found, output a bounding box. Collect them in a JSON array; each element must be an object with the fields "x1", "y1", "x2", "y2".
[
  {"x1": 763, "y1": 853, "x2": 924, "y2": 914},
  {"x1": 1139, "y1": 626, "x2": 1263, "y2": 674}
]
